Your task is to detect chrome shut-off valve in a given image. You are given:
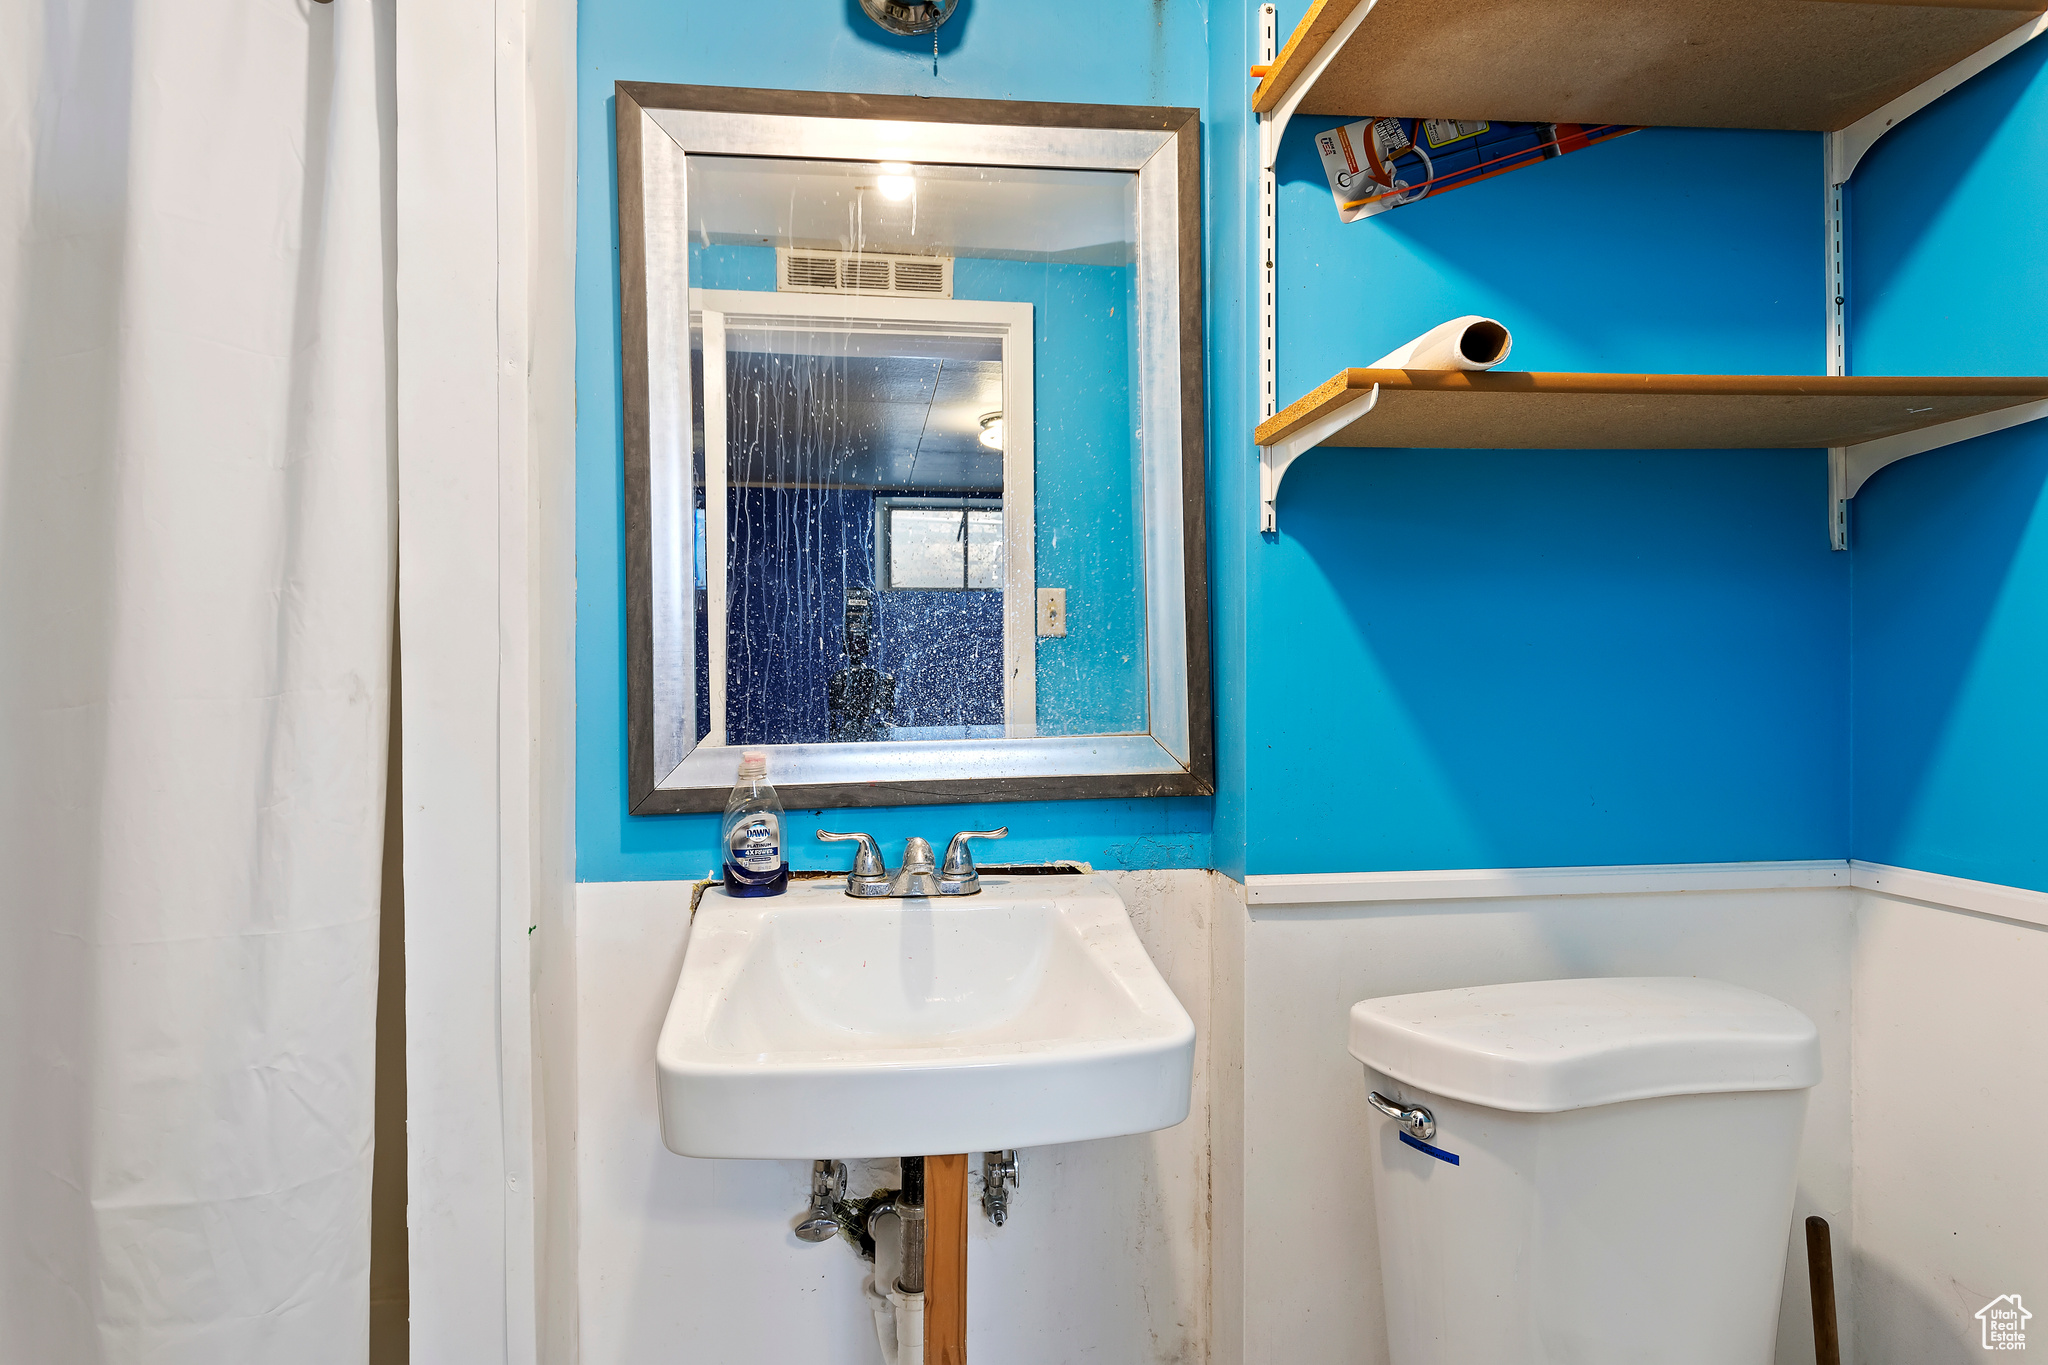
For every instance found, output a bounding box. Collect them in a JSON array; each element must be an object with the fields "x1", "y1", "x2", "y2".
[
  {"x1": 795, "y1": 1159, "x2": 848, "y2": 1242},
  {"x1": 981, "y1": 1149, "x2": 1020, "y2": 1225}
]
